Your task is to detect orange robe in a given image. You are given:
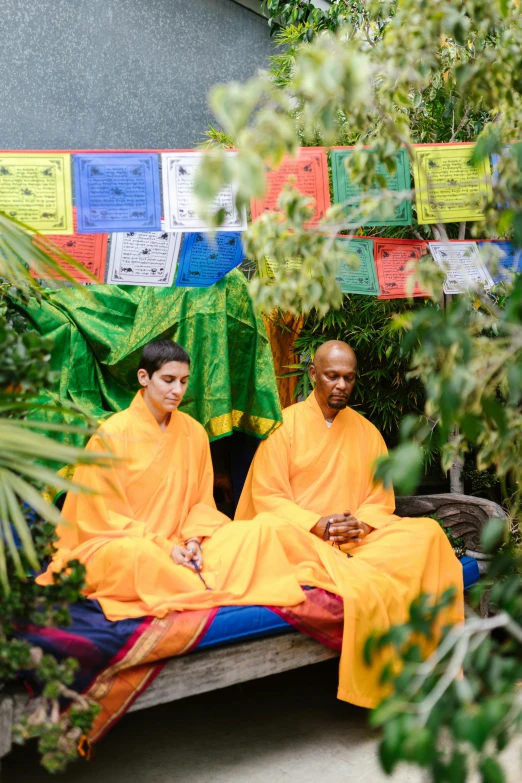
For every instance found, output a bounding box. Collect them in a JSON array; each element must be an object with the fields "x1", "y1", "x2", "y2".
[
  {"x1": 37, "y1": 391, "x2": 305, "y2": 621},
  {"x1": 236, "y1": 392, "x2": 464, "y2": 708}
]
